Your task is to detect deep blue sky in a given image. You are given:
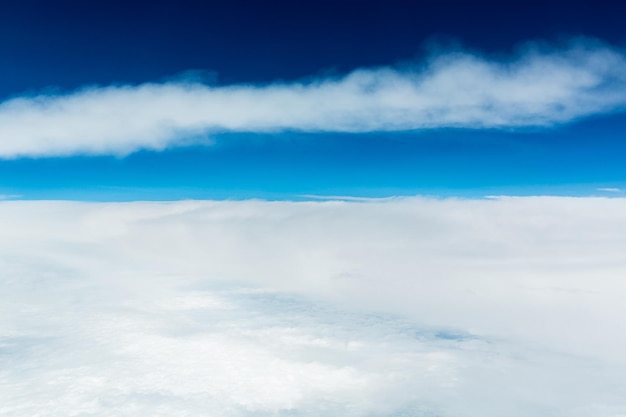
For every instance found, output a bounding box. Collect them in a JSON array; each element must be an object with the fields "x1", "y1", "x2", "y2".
[
  {"x1": 2, "y1": 0, "x2": 626, "y2": 94},
  {"x1": 1, "y1": 0, "x2": 626, "y2": 200}
]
